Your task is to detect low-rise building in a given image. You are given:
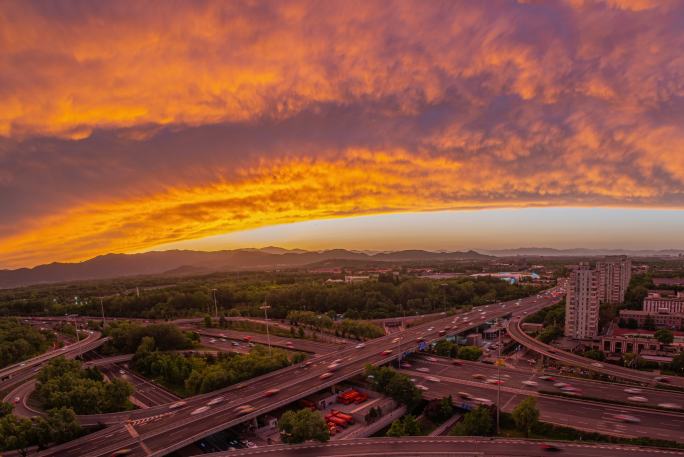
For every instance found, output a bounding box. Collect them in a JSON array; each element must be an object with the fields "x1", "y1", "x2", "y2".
[
  {"x1": 600, "y1": 327, "x2": 684, "y2": 354},
  {"x1": 643, "y1": 291, "x2": 684, "y2": 314},
  {"x1": 619, "y1": 309, "x2": 684, "y2": 330}
]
